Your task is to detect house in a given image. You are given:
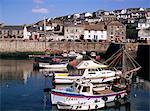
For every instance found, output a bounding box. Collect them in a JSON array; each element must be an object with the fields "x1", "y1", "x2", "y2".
[
  {"x1": 83, "y1": 22, "x2": 107, "y2": 41},
  {"x1": 137, "y1": 17, "x2": 150, "y2": 29},
  {"x1": 94, "y1": 9, "x2": 106, "y2": 17},
  {"x1": 138, "y1": 28, "x2": 150, "y2": 42},
  {"x1": 85, "y1": 17, "x2": 103, "y2": 23},
  {"x1": 101, "y1": 15, "x2": 117, "y2": 24},
  {"x1": 64, "y1": 24, "x2": 84, "y2": 40},
  {"x1": 107, "y1": 20, "x2": 126, "y2": 42},
  {"x1": 0, "y1": 25, "x2": 24, "y2": 39},
  {"x1": 80, "y1": 12, "x2": 92, "y2": 20}
]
